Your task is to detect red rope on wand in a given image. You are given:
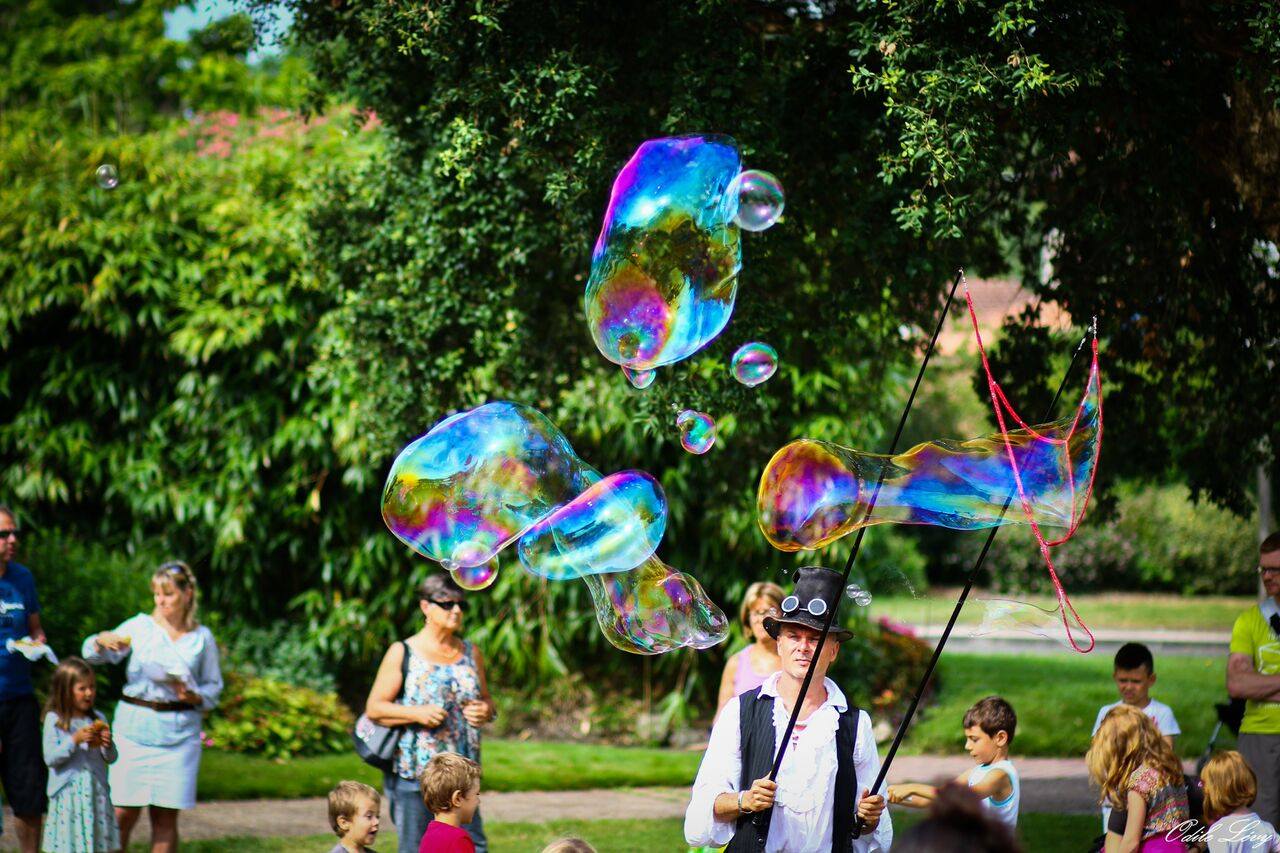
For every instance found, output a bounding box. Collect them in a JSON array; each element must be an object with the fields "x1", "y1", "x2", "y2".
[{"x1": 962, "y1": 284, "x2": 1102, "y2": 653}]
